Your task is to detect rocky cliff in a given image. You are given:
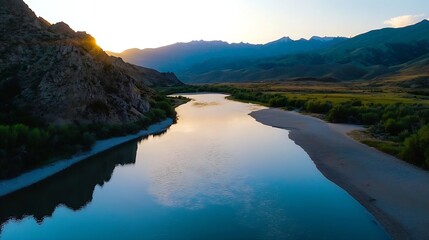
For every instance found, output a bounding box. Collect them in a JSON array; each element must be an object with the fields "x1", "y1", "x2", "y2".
[{"x1": 0, "y1": 0, "x2": 182, "y2": 125}]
